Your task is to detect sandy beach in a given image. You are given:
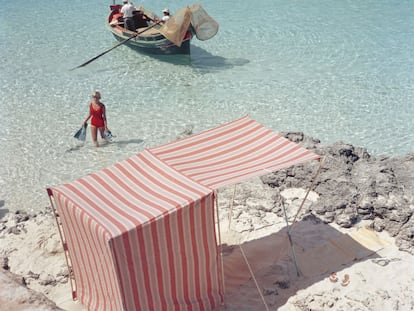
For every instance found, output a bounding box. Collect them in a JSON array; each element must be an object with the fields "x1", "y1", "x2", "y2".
[
  {"x1": 215, "y1": 180, "x2": 414, "y2": 311},
  {"x1": 1, "y1": 177, "x2": 414, "y2": 310},
  {"x1": 1, "y1": 134, "x2": 414, "y2": 310}
]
